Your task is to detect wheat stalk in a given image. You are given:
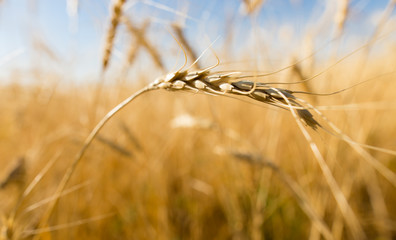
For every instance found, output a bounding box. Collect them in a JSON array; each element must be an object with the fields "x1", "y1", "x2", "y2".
[
  {"x1": 35, "y1": 58, "x2": 323, "y2": 231},
  {"x1": 36, "y1": 32, "x2": 396, "y2": 238},
  {"x1": 33, "y1": 87, "x2": 150, "y2": 239},
  {"x1": 272, "y1": 87, "x2": 367, "y2": 239},
  {"x1": 230, "y1": 150, "x2": 334, "y2": 240},
  {"x1": 34, "y1": 58, "x2": 396, "y2": 240},
  {"x1": 296, "y1": 97, "x2": 396, "y2": 188}
]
